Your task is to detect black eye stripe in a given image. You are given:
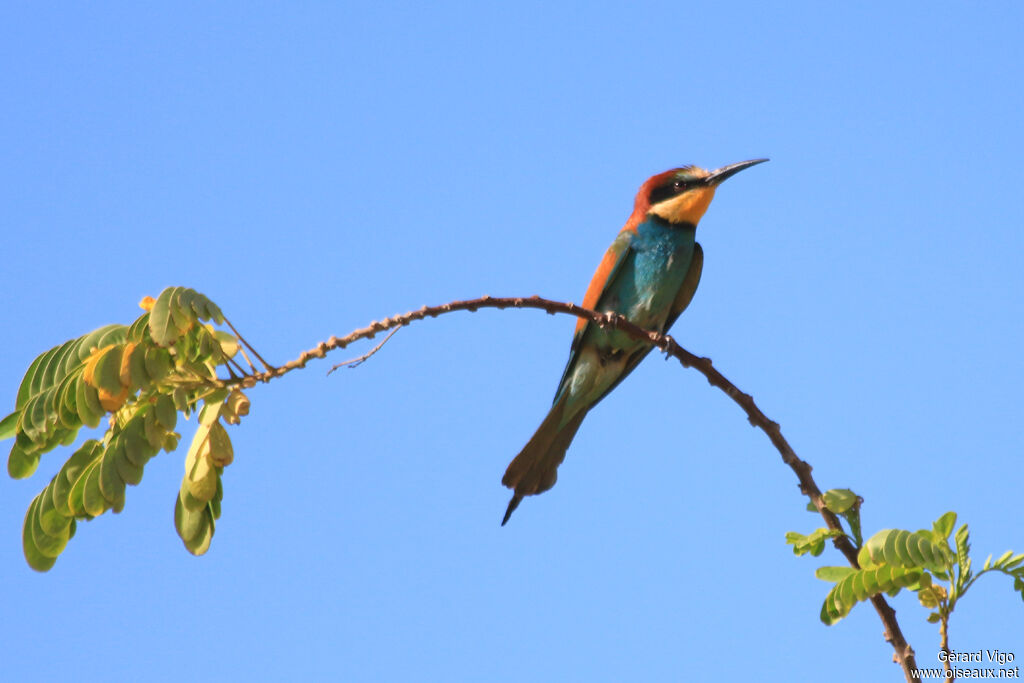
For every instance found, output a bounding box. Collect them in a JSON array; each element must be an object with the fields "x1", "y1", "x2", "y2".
[{"x1": 649, "y1": 180, "x2": 690, "y2": 205}]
